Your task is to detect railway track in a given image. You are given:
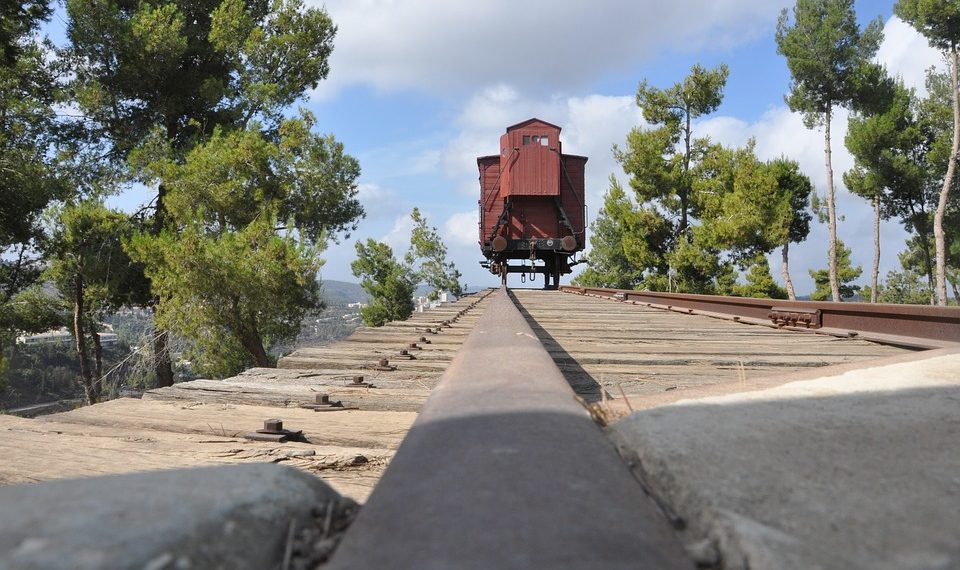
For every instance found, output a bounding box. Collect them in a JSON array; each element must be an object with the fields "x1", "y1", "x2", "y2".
[
  {"x1": 327, "y1": 287, "x2": 959, "y2": 568},
  {"x1": 2, "y1": 287, "x2": 958, "y2": 569}
]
